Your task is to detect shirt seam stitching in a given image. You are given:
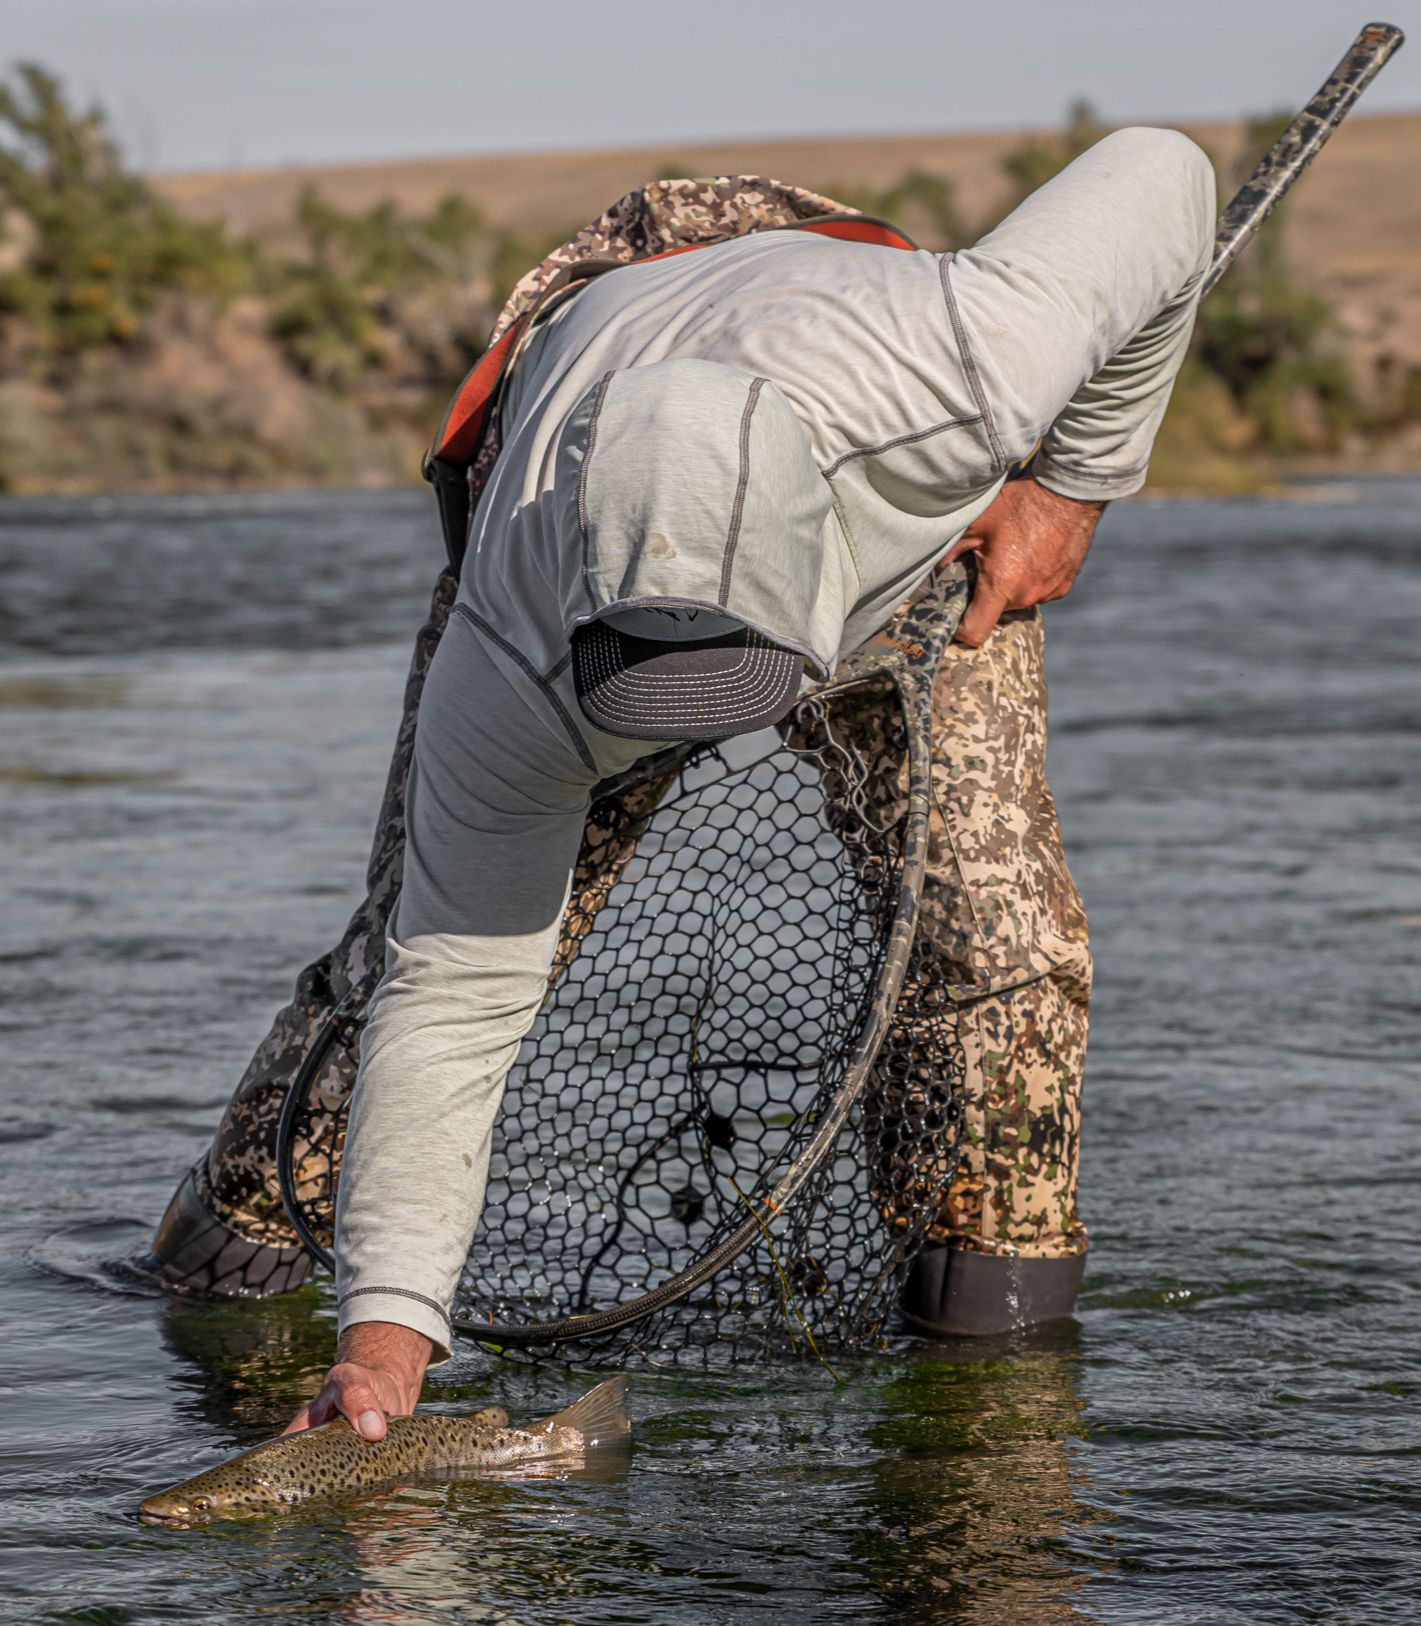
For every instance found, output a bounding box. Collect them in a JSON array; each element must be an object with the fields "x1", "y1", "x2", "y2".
[
  {"x1": 718, "y1": 376, "x2": 767, "y2": 605},
  {"x1": 826, "y1": 490, "x2": 862, "y2": 579},
  {"x1": 820, "y1": 414, "x2": 984, "y2": 480},
  {"x1": 940, "y1": 254, "x2": 1007, "y2": 471},
  {"x1": 338, "y1": 1284, "x2": 452, "y2": 1330},
  {"x1": 451, "y1": 602, "x2": 598, "y2": 772},
  {"x1": 577, "y1": 369, "x2": 616, "y2": 609}
]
